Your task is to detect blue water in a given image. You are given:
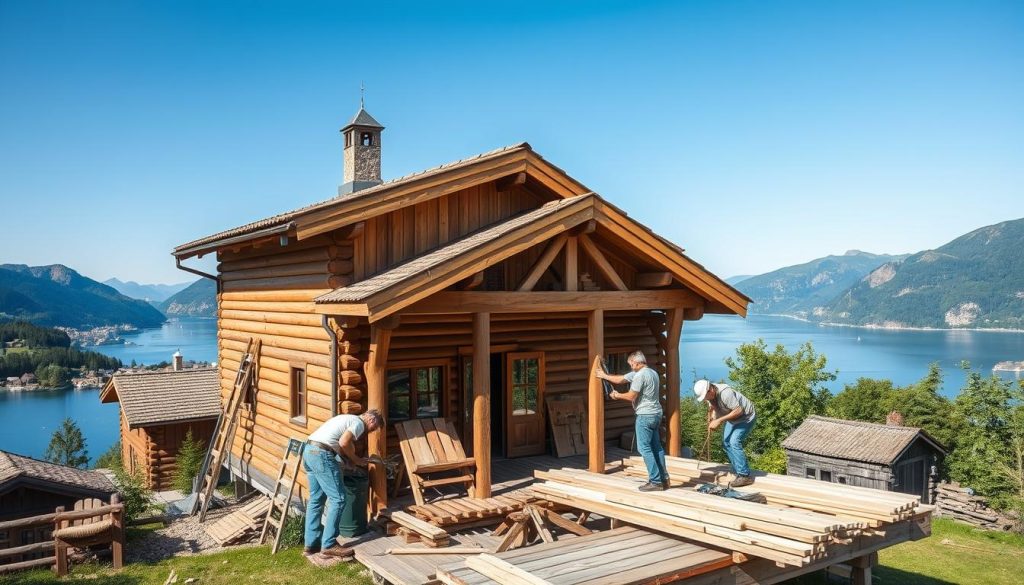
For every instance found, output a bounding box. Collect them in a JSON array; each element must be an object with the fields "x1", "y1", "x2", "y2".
[{"x1": 2, "y1": 314, "x2": 1022, "y2": 465}]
